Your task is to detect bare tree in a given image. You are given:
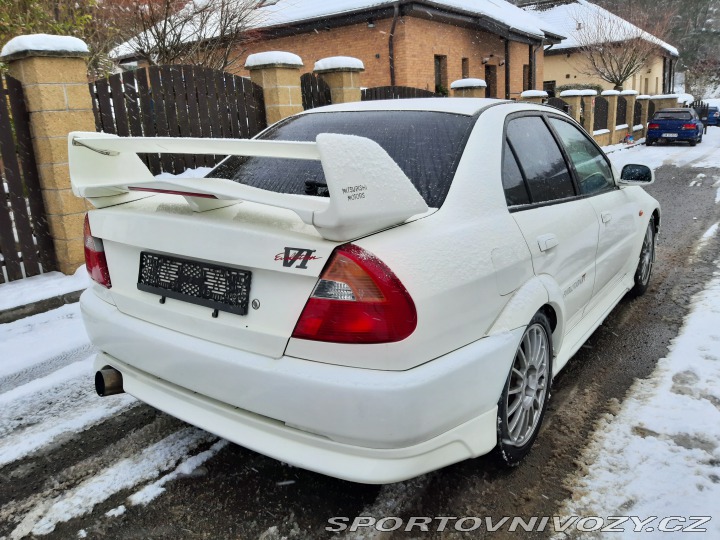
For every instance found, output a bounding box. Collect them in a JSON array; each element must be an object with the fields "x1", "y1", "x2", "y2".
[
  {"x1": 113, "y1": 0, "x2": 261, "y2": 71},
  {"x1": 571, "y1": 5, "x2": 676, "y2": 90}
]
